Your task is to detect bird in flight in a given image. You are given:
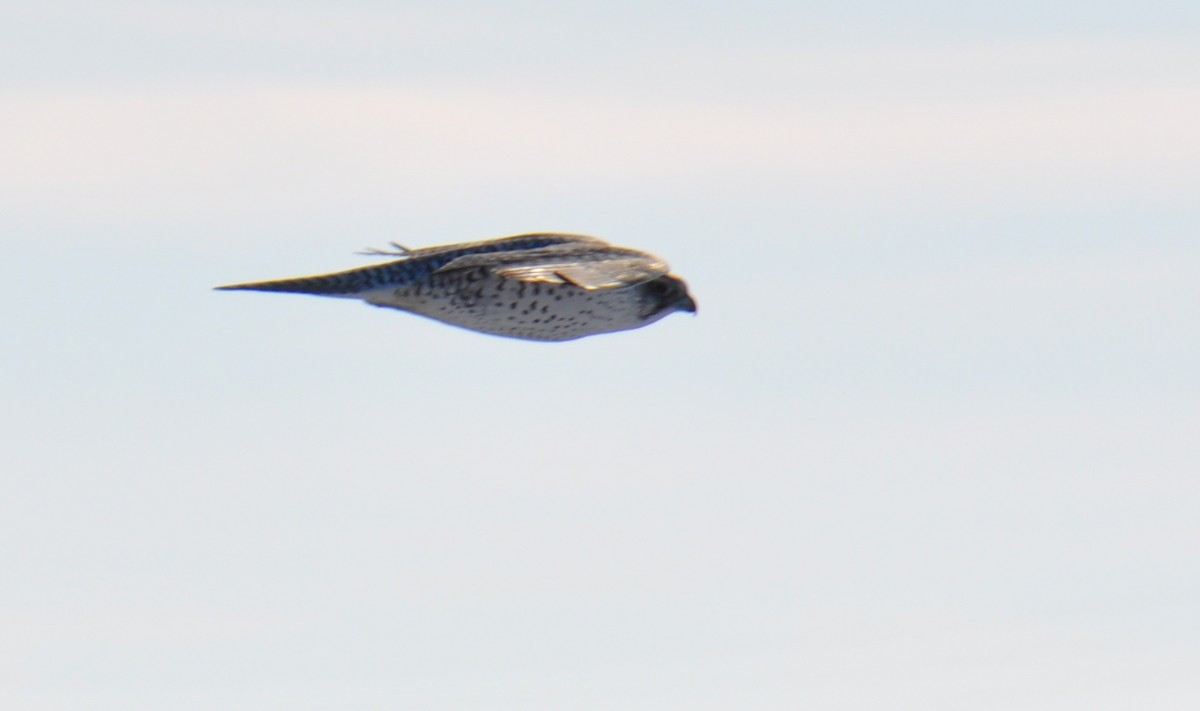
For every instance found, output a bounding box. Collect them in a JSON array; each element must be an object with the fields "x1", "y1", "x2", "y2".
[{"x1": 215, "y1": 233, "x2": 696, "y2": 342}]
